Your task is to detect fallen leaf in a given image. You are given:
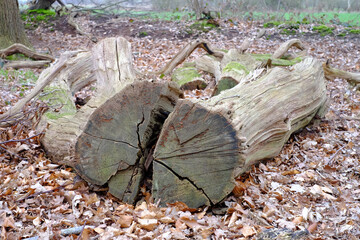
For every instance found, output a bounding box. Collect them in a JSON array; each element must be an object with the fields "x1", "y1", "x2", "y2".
[{"x1": 241, "y1": 225, "x2": 256, "y2": 237}]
